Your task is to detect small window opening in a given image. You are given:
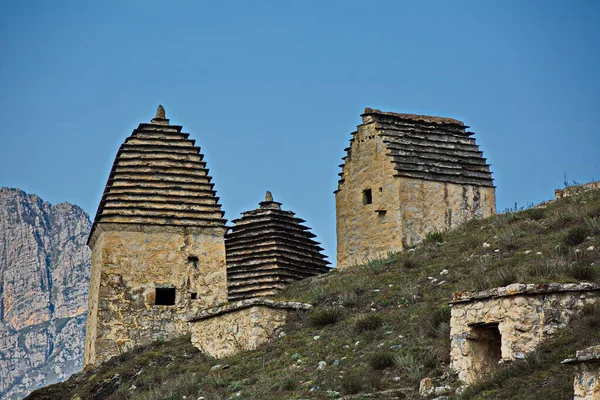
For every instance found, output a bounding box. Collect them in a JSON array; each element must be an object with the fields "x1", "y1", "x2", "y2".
[
  {"x1": 155, "y1": 288, "x2": 176, "y2": 306},
  {"x1": 362, "y1": 189, "x2": 372, "y2": 205},
  {"x1": 188, "y1": 255, "x2": 199, "y2": 263},
  {"x1": 190, "y1": 292, "x2": 198, "y2": 300},
  {"x1": 469, "y1": 322, "x2": 502, "y2": 379}
]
